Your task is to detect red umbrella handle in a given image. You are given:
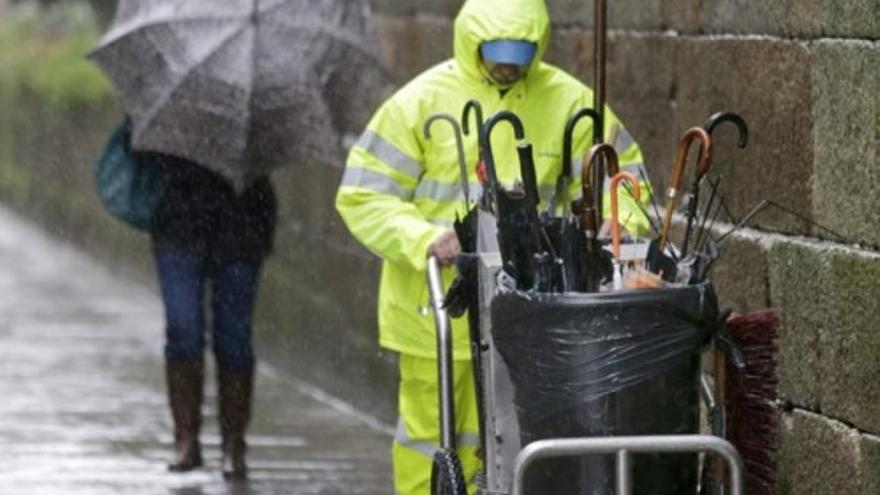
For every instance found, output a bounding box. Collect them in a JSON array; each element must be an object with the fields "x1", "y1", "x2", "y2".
[{"x1": 476, "y1": 156, "x2": 487, "y2": 185}]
